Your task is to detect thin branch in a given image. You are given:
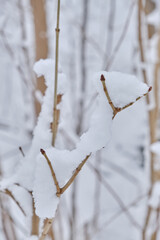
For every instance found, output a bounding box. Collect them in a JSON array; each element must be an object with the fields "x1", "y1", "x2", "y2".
[
  {"x1": 52, "y1": 0, "x2": 61, "y2": 146},
  {"x1": 100, "y1": 74, "x2": 152, "y2": 119},
  {"x1": 19, "y1": 146, "x2": 25, "y2": 157},
  {"x1": 0, "y1": 24, "x2": 29, "y2": 89},
  {"x1": 105, "y1": 1, "x2": 135, "y2": 70},
  {"x1": 39, "y1": 218, "x2": 54, "y2": 240},
  {"x1": 40, "y1": 149, "x2": 91, "y2": 196},
  {"x1": 88, "y1": 162, "x2": 142, "y2": 230},
  {"x1": 1, "y1": 189, "x2": 26, "y2": 216},
  {"x1": 0, "y1": 200, "x2": 13, "y2": 240},
  {"x1": 103, "y1": 0, "x2": 116, "y2": 65},
  {"x1": 50, "y1": 94, "x2": 62, "y2": 137},
  {"x1": 39, "y1": 151, "x2": 91, "y2": 240},
  {"x1": 100, "y1": 74, "x2": 117, "y2": 115},
  {"x1": 40, "y1": 149, "x2": 60, "y2": 196},
  {"x1": 138, "y1": 0, "x2": 148, "y2": 88},
  {"x1": 60, "y1": 154, "x2": 91, "y2": 194},
  {"x1": 40, "y1": 1, "x2": 61, "y2": 238},
  {"x1": 99, "y1": 192, "x2": 148, "y2": 232},
  {"x1": 150, "y1": 200, "x2": 160, "y2": 240},
  {"x1": 3, "y1": 209, "x2": 28, "y2": 235},
  {"x1": 105, "y1": 160, "x2": 140, "y2": 186},
  {"x1": 142, "y1": 205, "x2": 152, "y2": 240}
]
